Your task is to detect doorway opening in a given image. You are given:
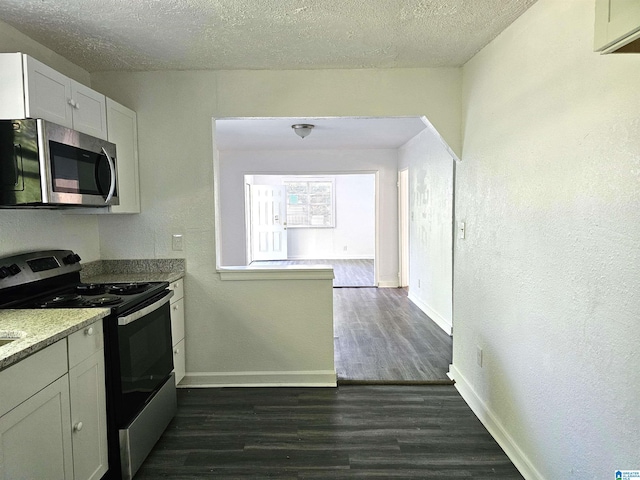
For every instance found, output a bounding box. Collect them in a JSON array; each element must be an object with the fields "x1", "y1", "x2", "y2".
[{"x1": 245, "y1": 173, "x2": 376, "y2": 287}]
